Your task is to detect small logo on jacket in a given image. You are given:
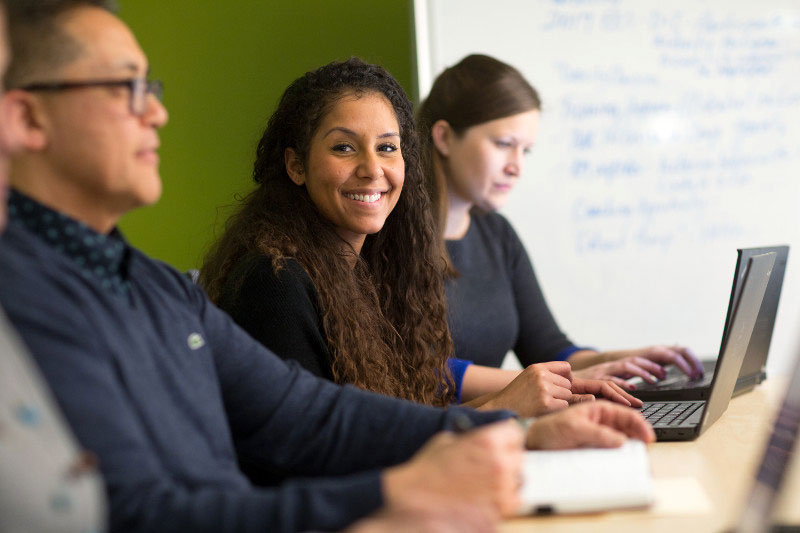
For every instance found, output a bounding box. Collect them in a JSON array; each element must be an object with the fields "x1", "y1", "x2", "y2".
[{"x1": 187, "y1": 333, "x2": 206, "y2": 350}]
